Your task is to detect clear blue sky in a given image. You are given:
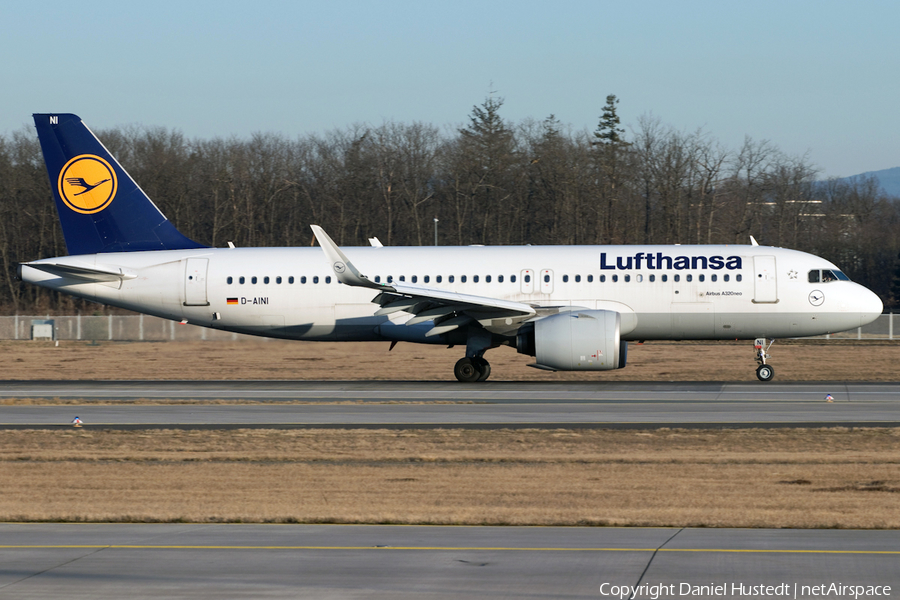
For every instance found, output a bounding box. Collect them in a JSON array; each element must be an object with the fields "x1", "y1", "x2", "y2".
[{"x1": 2, "y1": 0, "x2": 897, "y2": 177}]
